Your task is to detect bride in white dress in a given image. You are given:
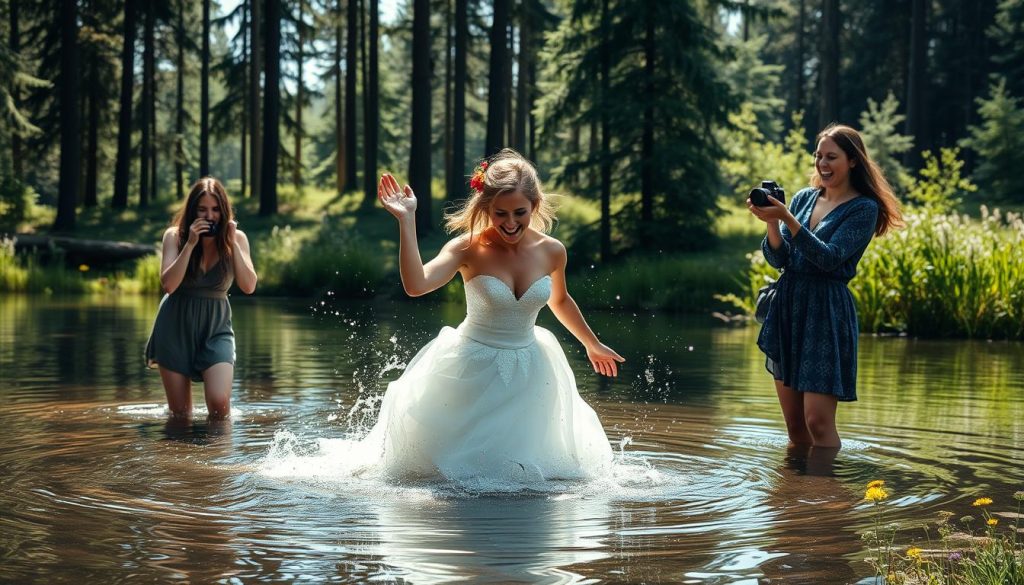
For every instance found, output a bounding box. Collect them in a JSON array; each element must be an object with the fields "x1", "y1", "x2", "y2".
[{"x1": 364, "y1": 149, "x2": 625, "y2": 484}]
